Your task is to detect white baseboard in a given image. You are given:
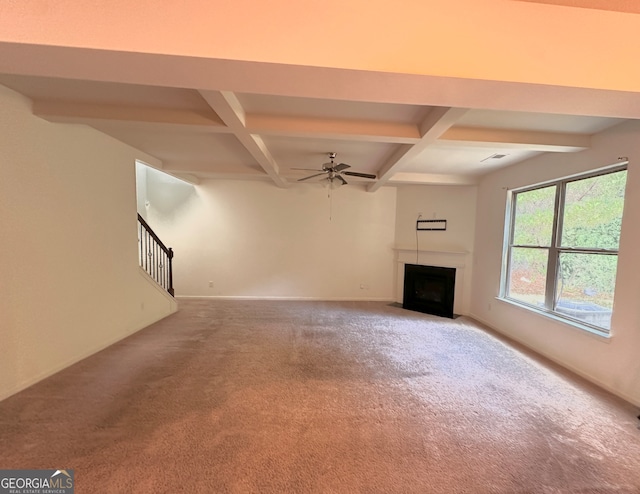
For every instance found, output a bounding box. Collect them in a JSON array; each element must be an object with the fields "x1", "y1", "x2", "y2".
[
  {"x1": 467, "y1": 312, "x2": 640, "y2": 408},
  {"x1": 0, "y1": 310, "x2": 175, "y2": 403},
  {"x1": 176, "y1": 295, "x2": 394, "y2": 302}
]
